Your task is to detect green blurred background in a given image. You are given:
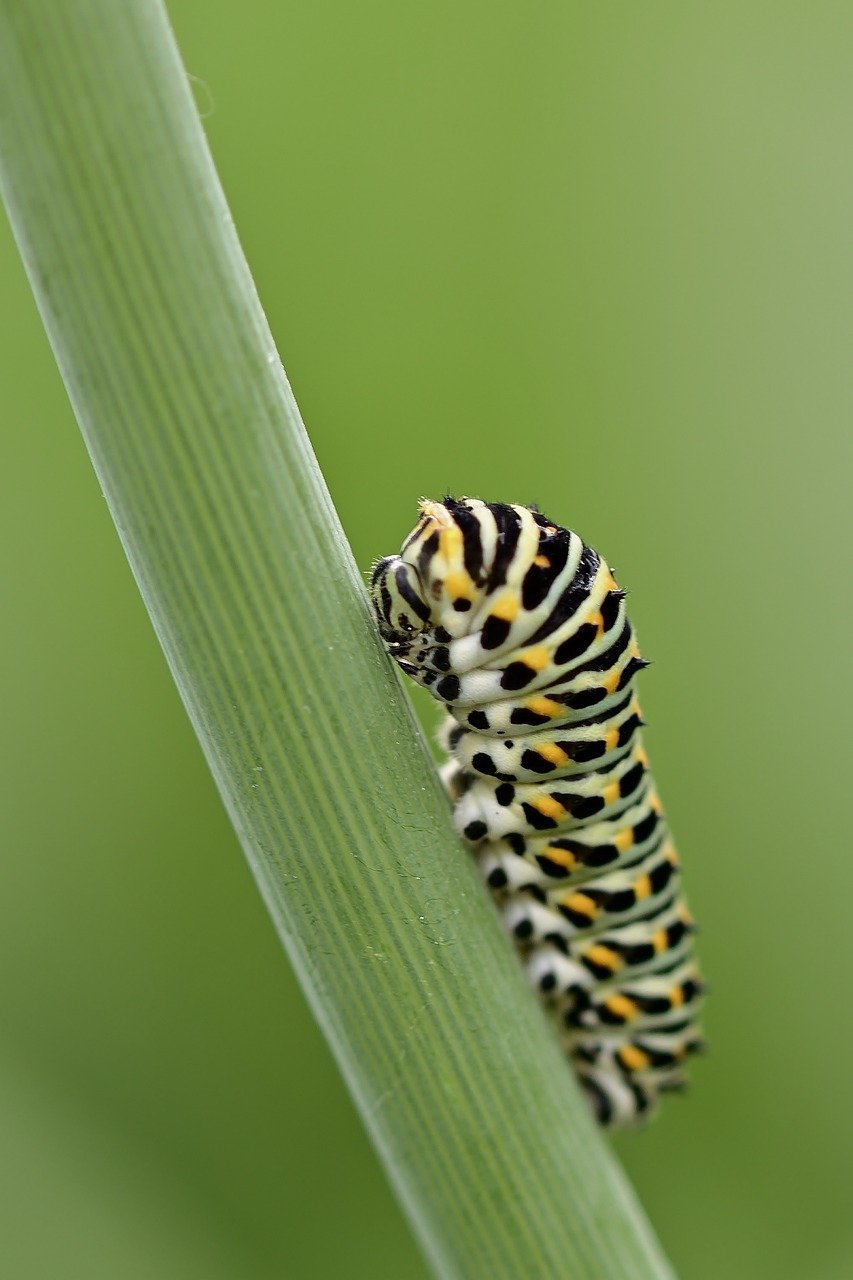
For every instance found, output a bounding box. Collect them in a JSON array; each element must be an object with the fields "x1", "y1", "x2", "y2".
[{"x1": 2, "y1": 3, "x2": 851, "y2": 1277}]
